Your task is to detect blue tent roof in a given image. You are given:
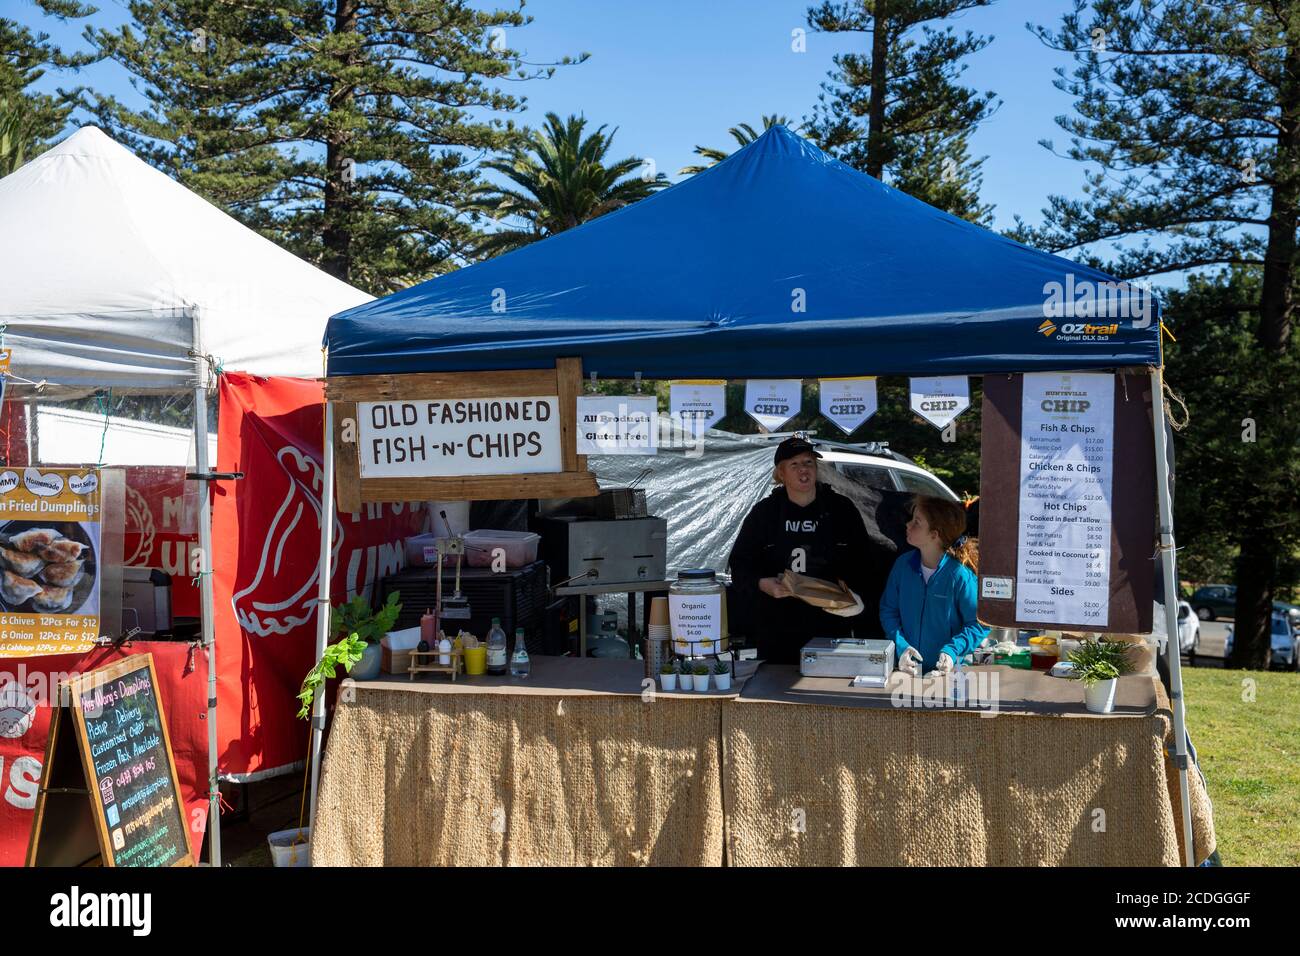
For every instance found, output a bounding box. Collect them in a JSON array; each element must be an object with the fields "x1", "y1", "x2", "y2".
[{"x1": 326, "y1": 126, "x2": 1160, "y2": 378}]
